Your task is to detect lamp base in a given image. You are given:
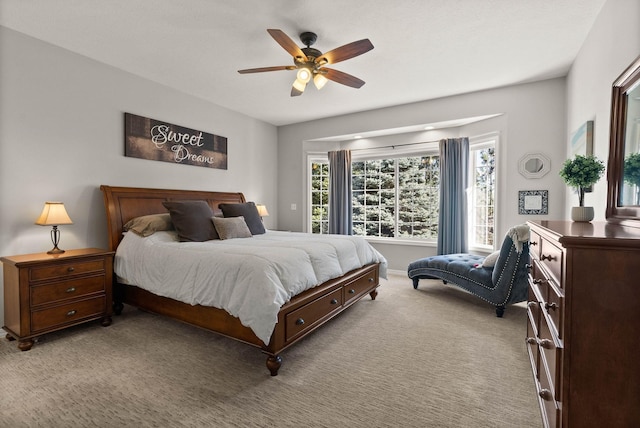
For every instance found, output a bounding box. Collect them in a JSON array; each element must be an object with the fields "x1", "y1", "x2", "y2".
[{"x1": 47, "y1": 246, "x2": 65, "y2": 255}]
